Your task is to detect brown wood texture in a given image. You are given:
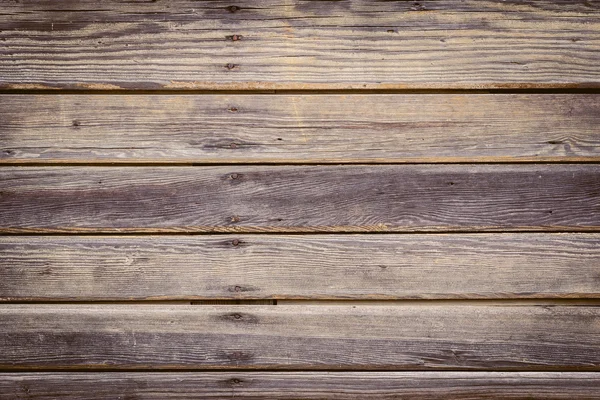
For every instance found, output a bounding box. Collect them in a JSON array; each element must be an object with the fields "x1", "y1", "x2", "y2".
[
  {"x1": 1, "y1": 304, "x2": 599, "y2": 371},
  {"x1": 1, "y1": 234, "x2": 599, "y2": 301},
  {"x1": 1, "y1": 1, "x2": 599, "y2": 90},
  {"x1": 1, "y1": 165, "x2": 599, "y2": 233},
  {"x1": 1, "y1": 94, "x2": 599, "y2": 164},
  {"x1": 2, "y1": 372, "x2": 600, "y2": 399}
]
